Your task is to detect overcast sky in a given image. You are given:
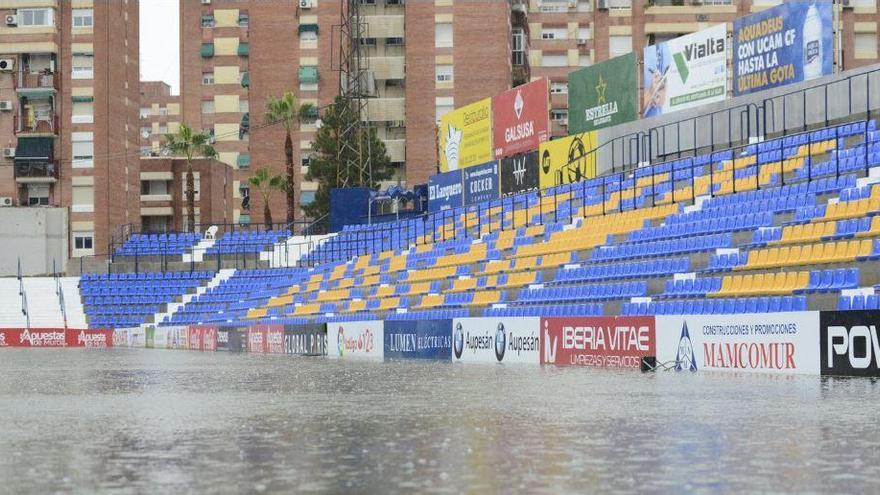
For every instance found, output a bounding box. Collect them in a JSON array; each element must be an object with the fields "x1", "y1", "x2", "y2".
[{"x1": 139, "y1": 0, "x2": 180, "y2": 94}]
